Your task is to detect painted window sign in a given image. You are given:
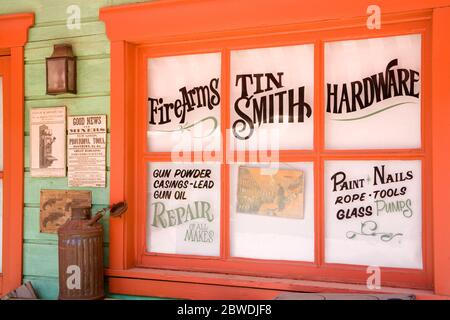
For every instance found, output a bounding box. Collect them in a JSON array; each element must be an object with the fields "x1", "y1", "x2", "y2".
[
  {"x1": 324, "y1": 160, "x2": 422, "y2": 269},
  {"x1": 147, "y1": 162, "x2": 221, "y2": 256},
  {"x1": 147, "y1": 52, "x2": 221, "y2": 152},
  {"x1": 143, "y1": 36, "x2": 424, "y2": 269},
  {"x1": 325, "y1": 34, "x2": 421, "y2": 149},
  {"x1": 230, "y1": 45, "x2": 314, "y2": 151}
]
